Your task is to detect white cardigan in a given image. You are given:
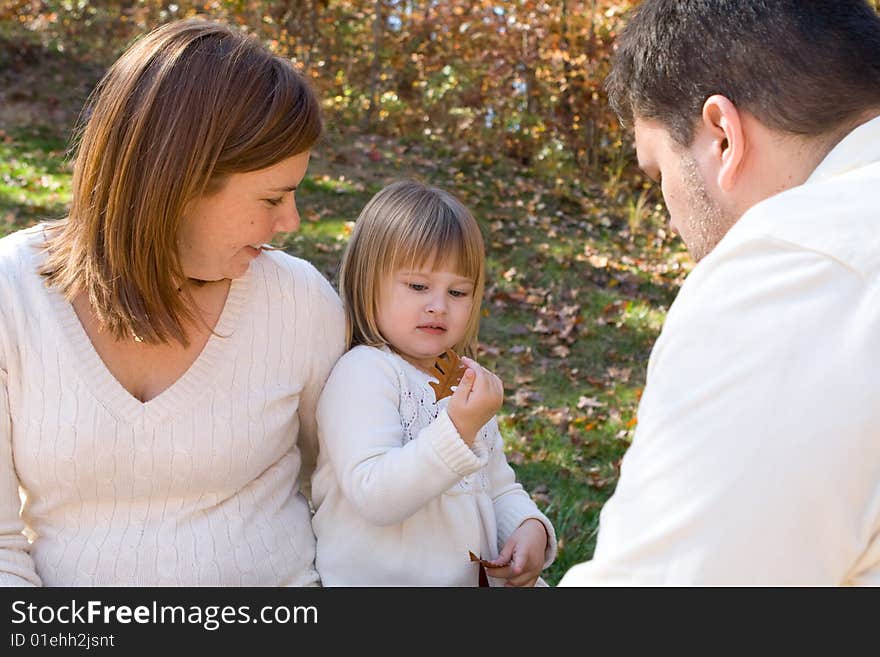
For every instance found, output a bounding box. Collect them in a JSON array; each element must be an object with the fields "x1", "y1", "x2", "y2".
[
  {"x1": 0, "y1": 226, "x2": 345, "y2": 586},
  {"x1": 561, "y1": 115, "x2": 880, "y2": 586},
  {"x1": 312, "y1": 345, "x2": 556, "y2": 586}
]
